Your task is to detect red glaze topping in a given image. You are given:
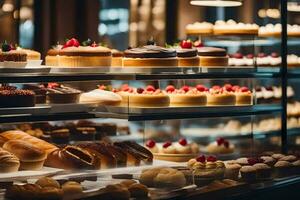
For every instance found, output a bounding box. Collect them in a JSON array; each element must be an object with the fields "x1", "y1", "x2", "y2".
[
  {"x1": 257, "y1": 53, "x2": 266, "y2": 58},
  {"x1": 246, "y1": 54, "x2": 254, "y2": 59},
  {"x1": 146, "y1": 140, "x2": 156, "y2": 148},
  {"x1": 48, "y1": 83, "x2": 60, "y2": 89},
  {"x1": 178, "y1": 138, "x2": 188, "y2": 146},
  {"x1": 196, "y1": 84, "x2": 207, "y2": 92},
  {"x1": 137, "y1": 88, "x2": 144, "y2": 94},
  {"x1": 271, "y1": 52, "x2": 279, "y2": 58},
  {"x1": 207, "y1": 155, "x2": 217, "y2": 162},
  {"x1": 90, "y1": 42, "x2": 98, "y2": 47},
  {"x1": 146, "y1": 85, "x2": 155, "y2": 92},
  {"x1": 233, "y1": 53, "x2": 243, "y2": 59},
  {"x1": 240, "y1": 86, "x2": 249, "y2": 92},
  {"x1": 193, "y1": 40, "x2": 204, "y2": 48},
  {"x1": 232, "y1": 85, "x2": 240, "y2": 92},
  {"x1": 223, "y1": 84, "x2": 233, "y2": 92},
  {"x1": 196, "y1": 155, "x2": 206, "y2": 163},
  {"x1": 166, "y1": 85, "x2": 175, "y2": 93},
  {"x1": 112, "y1": 88, "x2": 118, "y2": 93},
  {"x1": 163, "y1": 141, "x2": 172, "y2": 148},
  {"x1": 180, "y1": 40, "x2": 193, "y2": 49},
  {"x1": 181, "y1": 86, "x2": 190, "y2": 93},
  {"x1": 212, "y1": 85, "x2": 221, "y2": 90},
  {"x1": 63, "y1": 38, "x2": 80, "y2": 49}
]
